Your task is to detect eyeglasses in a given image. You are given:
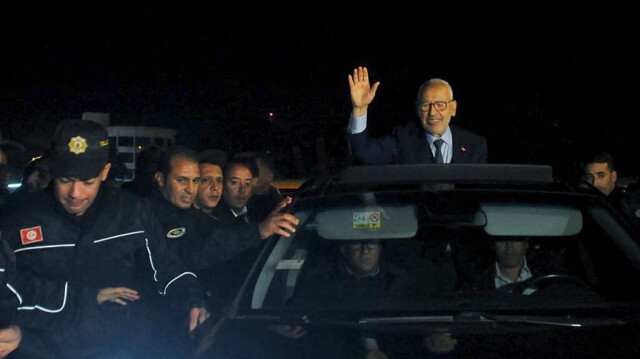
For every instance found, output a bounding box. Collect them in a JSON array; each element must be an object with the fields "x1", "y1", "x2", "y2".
[
  {"x1": 417, "y1": 100, "x2": 455, "y2": 112},
  {"x1": 349, "y1": 241, "x2": 381, "y2": 251}
]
